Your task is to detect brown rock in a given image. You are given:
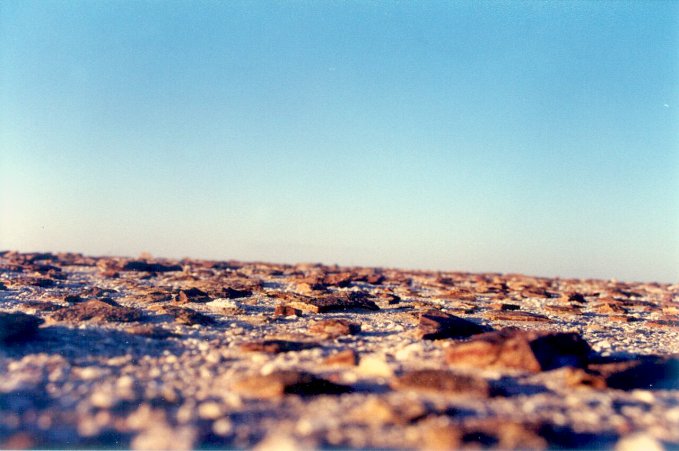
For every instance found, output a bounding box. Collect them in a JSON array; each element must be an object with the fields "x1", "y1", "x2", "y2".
[
  {"x1": 417, "y1": 309, "x2": 487, "y2": 340},
  {"x1": 273, "y1": 305, "x2": 302, "y2": 317},
  {"x1": 288, "y1": 294, "x2": 379, "y2": 313},
  {"x1": 391, "y1": 369, "x2": 492, "y2": 396},
  {"x1": 0, "y1": 312, "x2": 44, "y2": 343},
  {"x1": 240, "y1": 339, "x2": 319, "y2": 353},
  {"x1": 322, "y1": 272, "x2": 355, "y2": 287},
  {"x1": 177, "y1": 288, "x2": 211, "y2": 303},
  {"x1": 158, "y1": 305, "x2": 215, "y2": 326},
  {"x1": 18, "y1": 301, "x2": 62, "y2": 313},
  {"x1": 544, "y1": 304, "x2": 581, "y2": 315},
  {"x1": 445, "y1": 328, "x2": 592, "y2": 372},
  {"x1": 50, "y1": 300, "x2": 143, "y2": 323},
  {"x1": 309, "y1": 319, "x2": 361, "y2": 338},
  {"x1": 594, "y1": 302, "x2": 628, "y2": 315},
  {"x1": 323, "y1": 349, "x2": 359, "y2": 366},
  {"x1": 221, "y1": 287, "x2": 253, "y2": 299},
  {"x1": 234, "y1": 370, "x2": 351, "y2": 398},
  {"x1": 484, "y1": 310, "x2": 551, "y2": 322}
]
